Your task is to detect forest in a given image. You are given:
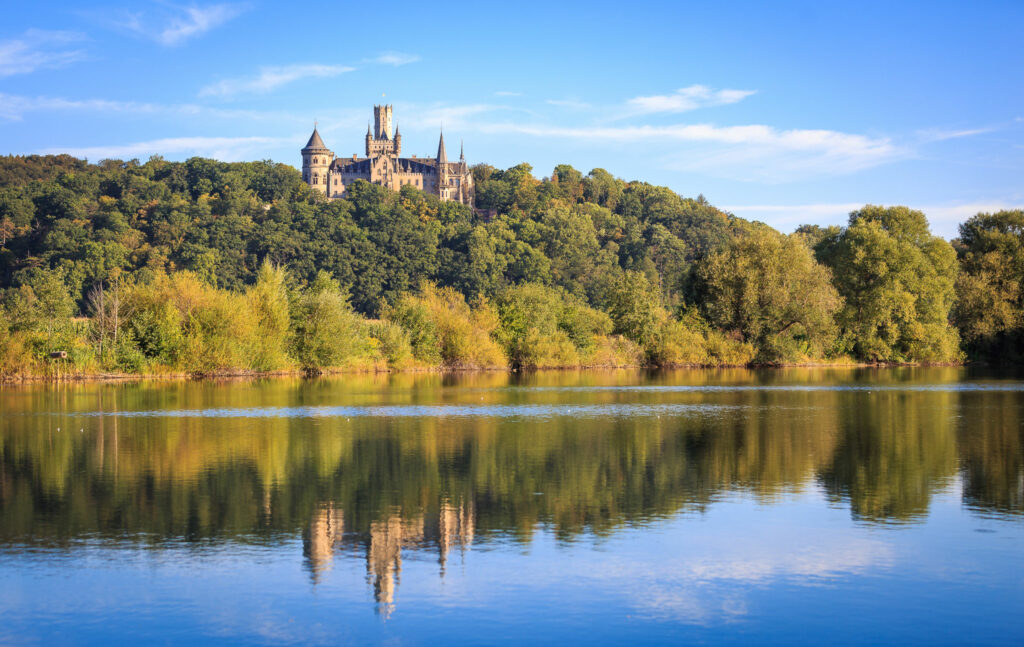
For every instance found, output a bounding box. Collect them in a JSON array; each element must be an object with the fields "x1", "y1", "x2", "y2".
[{"x1": 0, "y1": 153, "x2": 1021, "y2": 377}]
